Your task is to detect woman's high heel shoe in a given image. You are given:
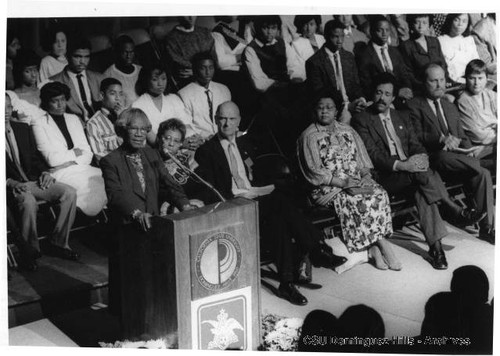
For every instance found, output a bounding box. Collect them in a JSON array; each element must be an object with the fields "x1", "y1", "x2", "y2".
[{"x1": 369, "y1": 245, "x2": 388, "y2": 270}]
